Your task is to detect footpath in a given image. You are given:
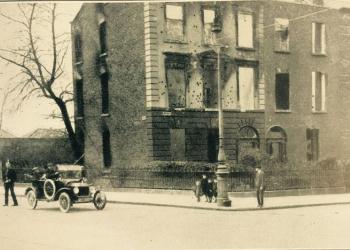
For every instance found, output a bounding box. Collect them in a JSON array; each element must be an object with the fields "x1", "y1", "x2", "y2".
[{"x1": 1, "y1": 184, "x2": 350, "y2": 211}]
